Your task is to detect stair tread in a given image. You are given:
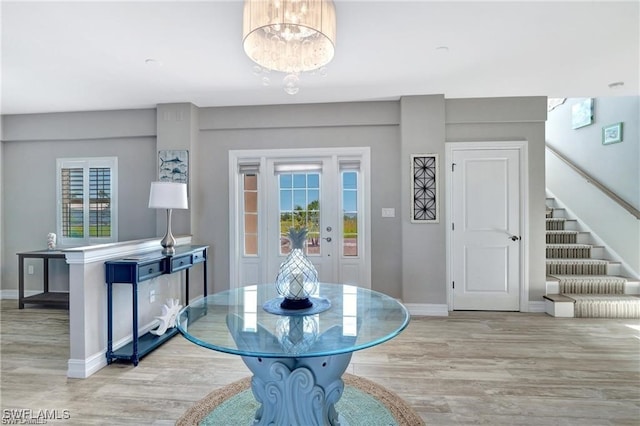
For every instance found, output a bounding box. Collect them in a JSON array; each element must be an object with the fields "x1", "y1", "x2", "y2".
[
  {"x1": 546, "y1": 230, "x2": 579, "y2": 234},
  {"x1": 551, "y1": 274, "x2": 627, "y2": 279},
  {"x1": 547, "y1": 276, "x2": 638, "y2": 283},
  {"x1": 543, "y1": 294, "x2": 575, "y2": 303},
  {"x1": 563, "y1": 294, "x2": 640, "y2": 301}
]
